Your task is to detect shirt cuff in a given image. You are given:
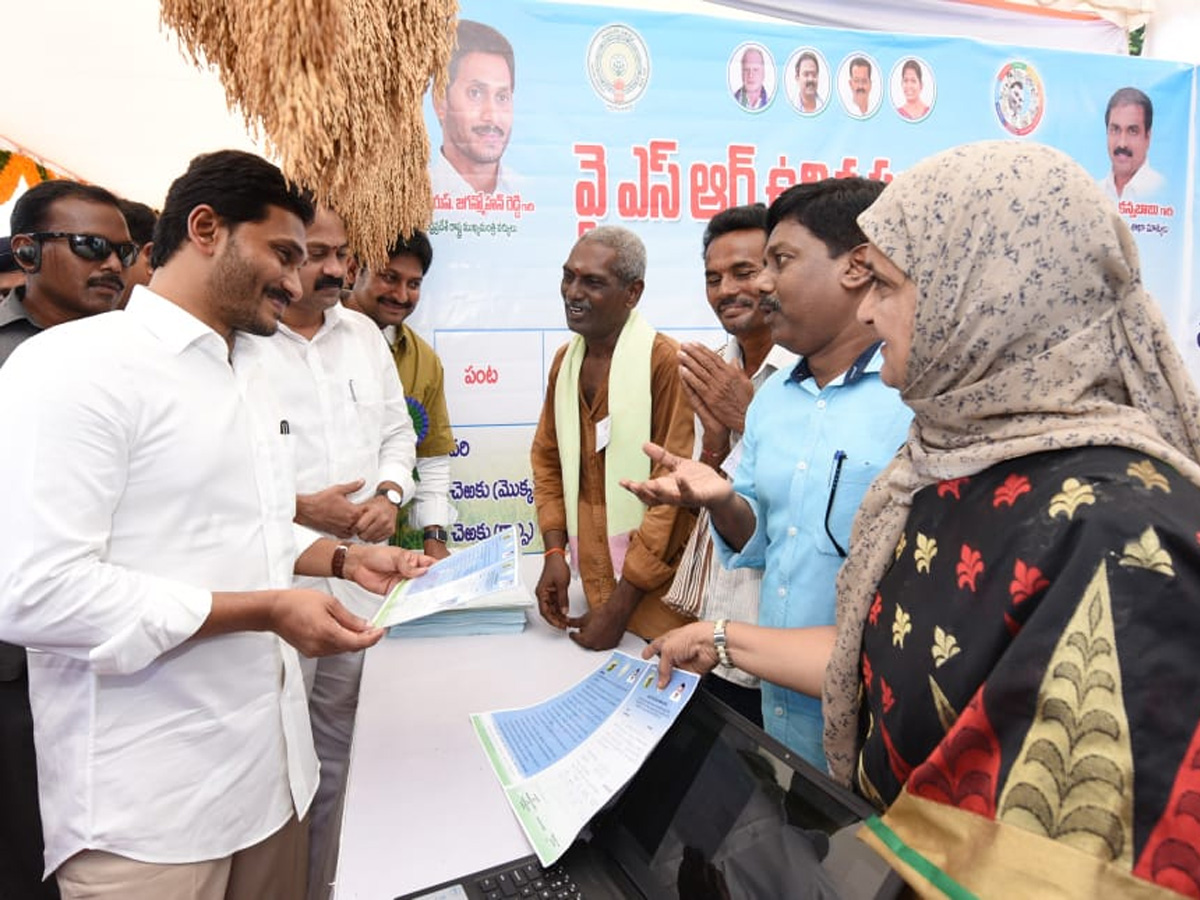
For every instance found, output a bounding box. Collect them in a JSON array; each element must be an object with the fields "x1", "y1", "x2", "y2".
[
  {"x1": 713, "y1": 494, "x2": 766, "y2": 569},
  {"x1": 375, "y1": 465, "x2": 416, "y2": 506}
]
